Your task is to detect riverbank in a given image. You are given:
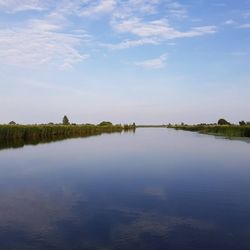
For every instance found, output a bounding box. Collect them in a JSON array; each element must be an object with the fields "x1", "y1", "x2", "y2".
[
  {"x1": 0, "y1": 124, "x2": 135, "y2": 150},
  {"x1": 168, "y1": 124, "x2": 250, "y2": 138}
]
